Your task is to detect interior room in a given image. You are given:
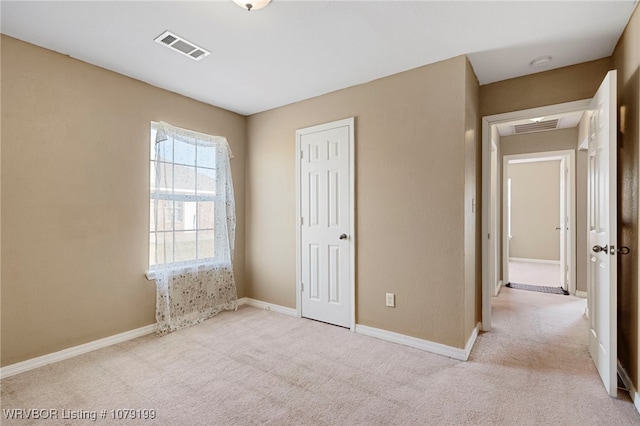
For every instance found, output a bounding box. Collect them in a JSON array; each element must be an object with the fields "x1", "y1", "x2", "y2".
[
  {"x1": 1, "y1": 1, "x2": 639, "y2": 424},
  {"x1": 507, "y1": 157, "x2": 565, "y2": 288}
]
